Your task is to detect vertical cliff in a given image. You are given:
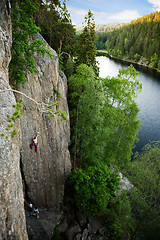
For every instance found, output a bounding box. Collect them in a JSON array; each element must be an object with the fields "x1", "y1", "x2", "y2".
[
  {"x1": 0, "y1": 0, "x2": 28, "y2": 239},
  {"x1": 0, "y1": 0, "x2": 71, "y2": 238},
  {"x1": 17, "y1": 34, "x2": 71, "y2": 209}
]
